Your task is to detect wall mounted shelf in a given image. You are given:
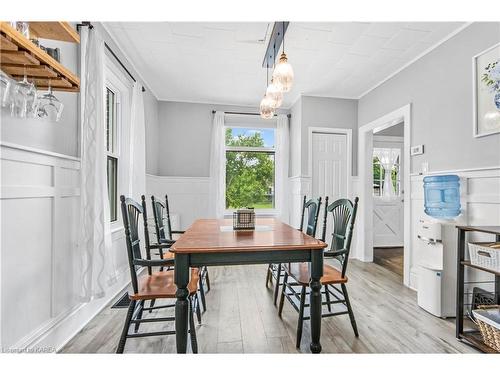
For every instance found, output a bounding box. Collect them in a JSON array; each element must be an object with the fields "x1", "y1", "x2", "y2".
[{"x1": 0, "y1": 22, "x2": 80, "y2": 92}]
